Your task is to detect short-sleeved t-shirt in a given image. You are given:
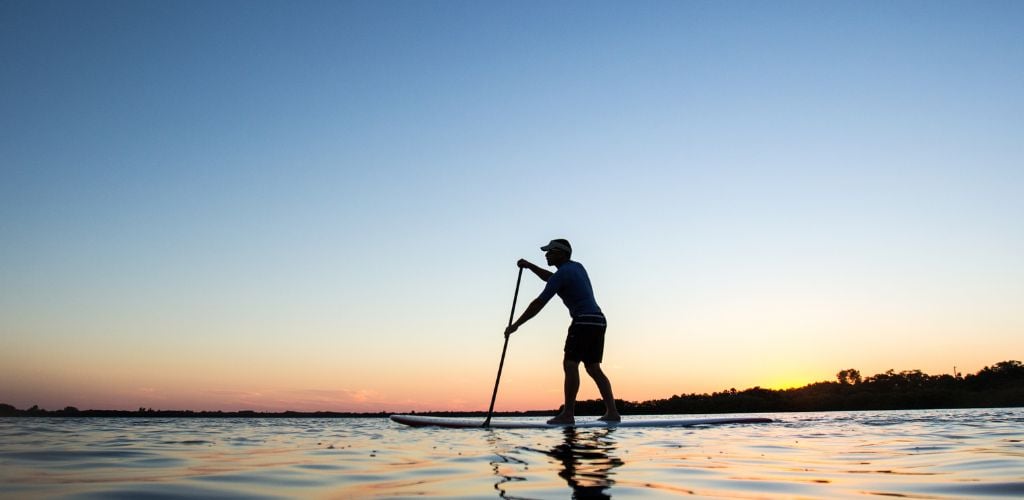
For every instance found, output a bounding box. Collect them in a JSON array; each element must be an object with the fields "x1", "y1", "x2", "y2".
[{"x1": 537, "y1": 260, "x2": 602, "y2": 318}]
